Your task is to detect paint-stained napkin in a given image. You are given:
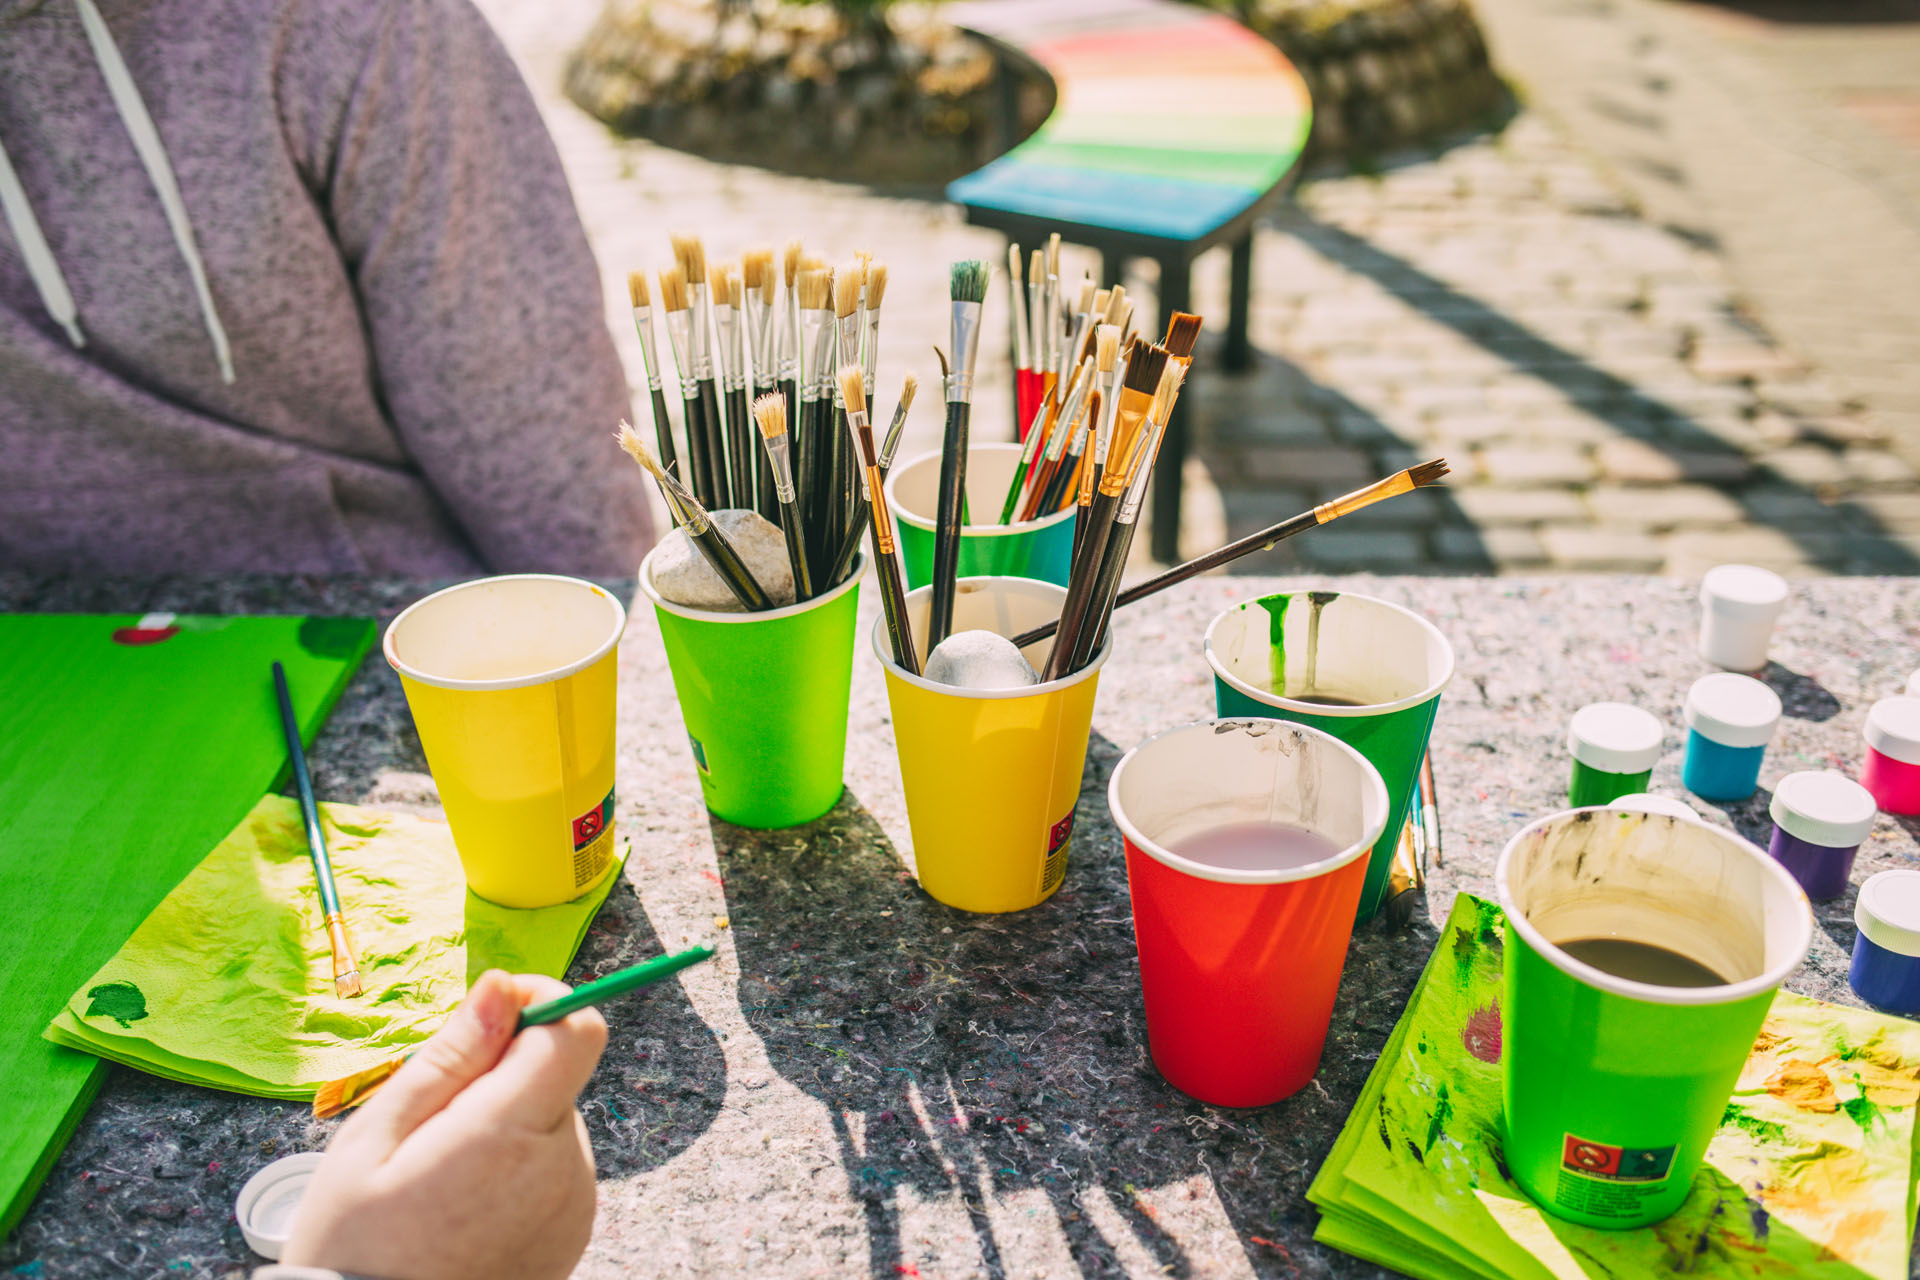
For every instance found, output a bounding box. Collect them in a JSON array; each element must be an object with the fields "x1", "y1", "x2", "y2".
[
  {"x1": 1310, "y1": 894, "x2": 1920, "y2": 1280},
  {"x1": 45, "y1": 795, "x2": 622, "y2": 1098}
]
